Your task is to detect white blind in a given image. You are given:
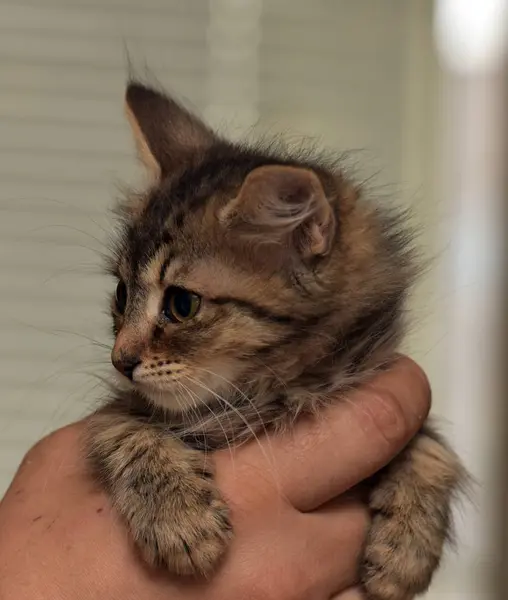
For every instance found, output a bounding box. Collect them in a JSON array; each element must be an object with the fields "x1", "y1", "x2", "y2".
[
  {"x1": 0, "y1": 0, "x2": 210, "y2": 492},
  {"x1": 258, "y1": 1, "x2": 406, "y2": 178}
]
